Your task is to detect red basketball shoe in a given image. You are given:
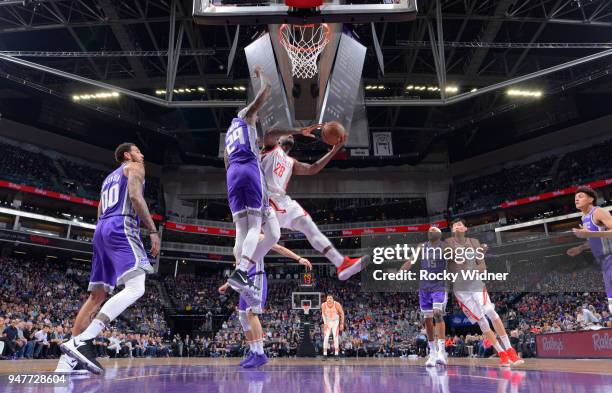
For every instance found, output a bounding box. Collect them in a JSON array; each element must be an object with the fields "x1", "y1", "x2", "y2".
[
  {"x1": 506, "y1": 347, "x2": 524, "y2": 365},
  {"x1": 337, "y1": 255, "x2": 368, "y2": 281},
  {"x1": 499, "y1": 351, "x2": 510, "y2": 367}
]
